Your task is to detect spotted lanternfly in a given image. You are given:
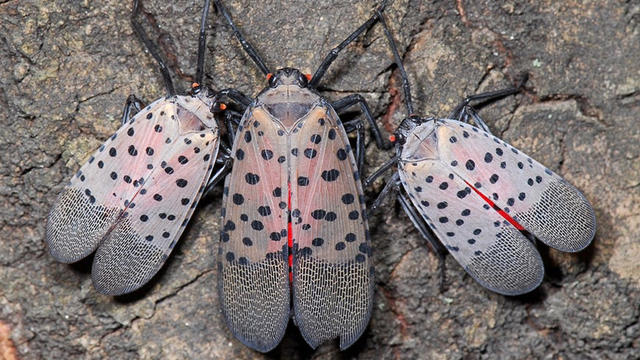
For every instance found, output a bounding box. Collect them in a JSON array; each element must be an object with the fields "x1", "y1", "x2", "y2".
[
  {"x1": 45, "y1": 0, "x2": 232, "y2": 295},
  {"x1": 365, "y1": 13, "x2": 597, "y2": 296},
  {"x1": 212, "y1": 0, "x2": 389, "y2": 352}
]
